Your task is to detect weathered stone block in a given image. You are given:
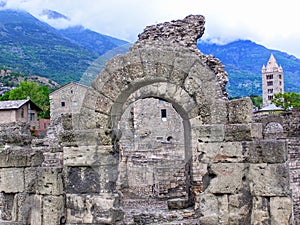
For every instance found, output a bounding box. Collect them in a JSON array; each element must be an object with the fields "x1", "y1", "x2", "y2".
[
  {"x1": 92, "y1": 70, "x2": 110, "y2": 92},
  {"x1": 244, "y1": 140, "x2": 287, "y2": 163},
  {"x1": 65, "y1": 165, "x2": 118, "y2": 194},
  {"x1": 97, "y1": 75, "x2": 124, "y2": 101},
  {"x1": 12, "y1": 194, "x2": 58, "y2": 225},
  {"x1": 210, "y1": 99, "x2": 228, "y2": 124},
  {"x1": 196, "y1": 193, "x2": 219, "y2": 225},
  {"x1": 62, "y1": 129, "x2": 103, "y2": 146},
  {"x1": 0, "y1": 122, "x2": 32, "y2": 146},
  {"x1": 250, "y1": 196, "x2": 271, "y2": 224},
  {"x1": 66, "y1": 193, "x2": 123, "y2": 224},
  {"x1": 251, "y1": 122, "x2": 263, "y2": 139},
  {"x1": 0, "y1": 149, "x2": 44, "y2": 168},
  {"x1": 192, "y1": 124, "x2": 225, "y2": 143},
  {"x1": 249, "y1": 163, "x2": 290, "y2": 196},
  {"x1": 197, "y1": 141, "x2": 244, "y2": 163},
  {"x1": 81, "y1": 88, "x2": 100, "y2": 111},
  {"x1": 208, "y1": 163, "x2": 247, "y2": 194},
  {"x1": 218, "y1": 194, "x2": 229, "y2": 224},
  {"x1": 167, "y1": 198, "x2": 190, "y2": 210},
  {"x1": 174, "y1": 53, "x2": 200, "y2": 74},
  {"x1": 43, "y1": 195, "x2": 65, "y2": 225},
  {"x1": 225, "y1": 124, "x2": 252, "y2": 141},
  {"x1": 64, "y1": 145, "x2": 119, "y2": 167},
  {"x1": 94, "y1": 93, "x2": 113, "y2": 115},
  {"x1": 0, "y1": 192, "x2": 14, "y2": 221},
  {"x1": 28, "y1": 195, "x2": 42, "y2": 225},
  {"x1": 227, "y1": 97, "x2": 253, "y2": 124},
  {"x1": 25, "y1": 167, "x2": 63, "y2": 195},
  {"x1": 270, "y1": 197, "x2": 294, "y2": 225},
  {"x1": 59, "y1": 130, "x2": 76, "y2": 146},
  {"x1": 74, "y1": 108, "x2": 98, "y2": 130},
  {"x1": 11, "y1": 193, "x2": 39, "y2": 223},
  {"x1": 0, "y1": 168, "x2": 24, "y2": 193},
  {"x1": 42, "y1": 152, "x2": 63, "y2": 167},
  {"x1": 228, "y1": 192, "x2": 252, "y2": 224}
]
